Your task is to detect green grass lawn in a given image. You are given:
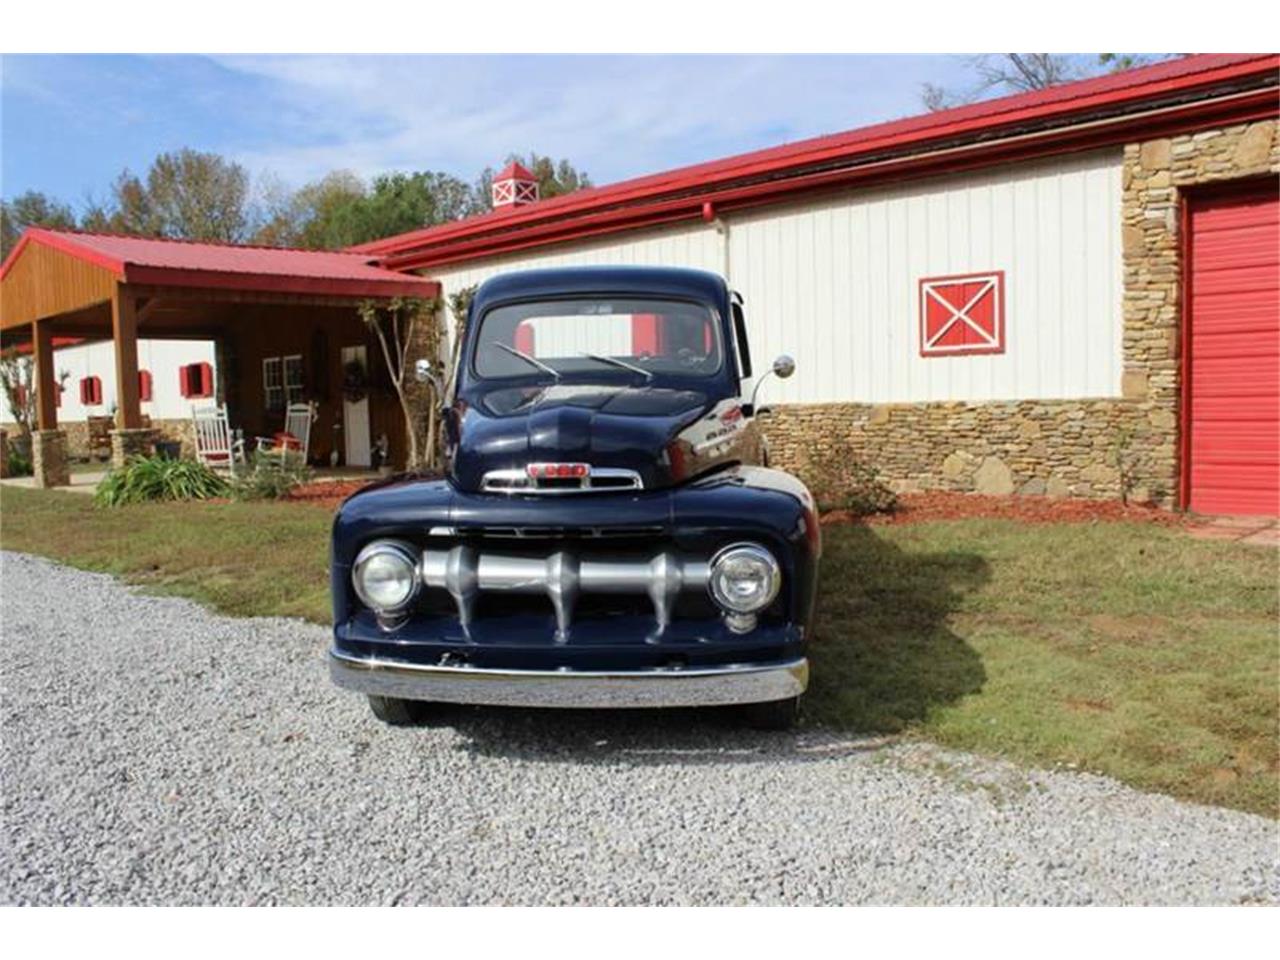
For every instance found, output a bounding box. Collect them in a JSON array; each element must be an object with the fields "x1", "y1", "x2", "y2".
[{"x1": 1, "y1": 485, "x2": 1276, "y2": 817}]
